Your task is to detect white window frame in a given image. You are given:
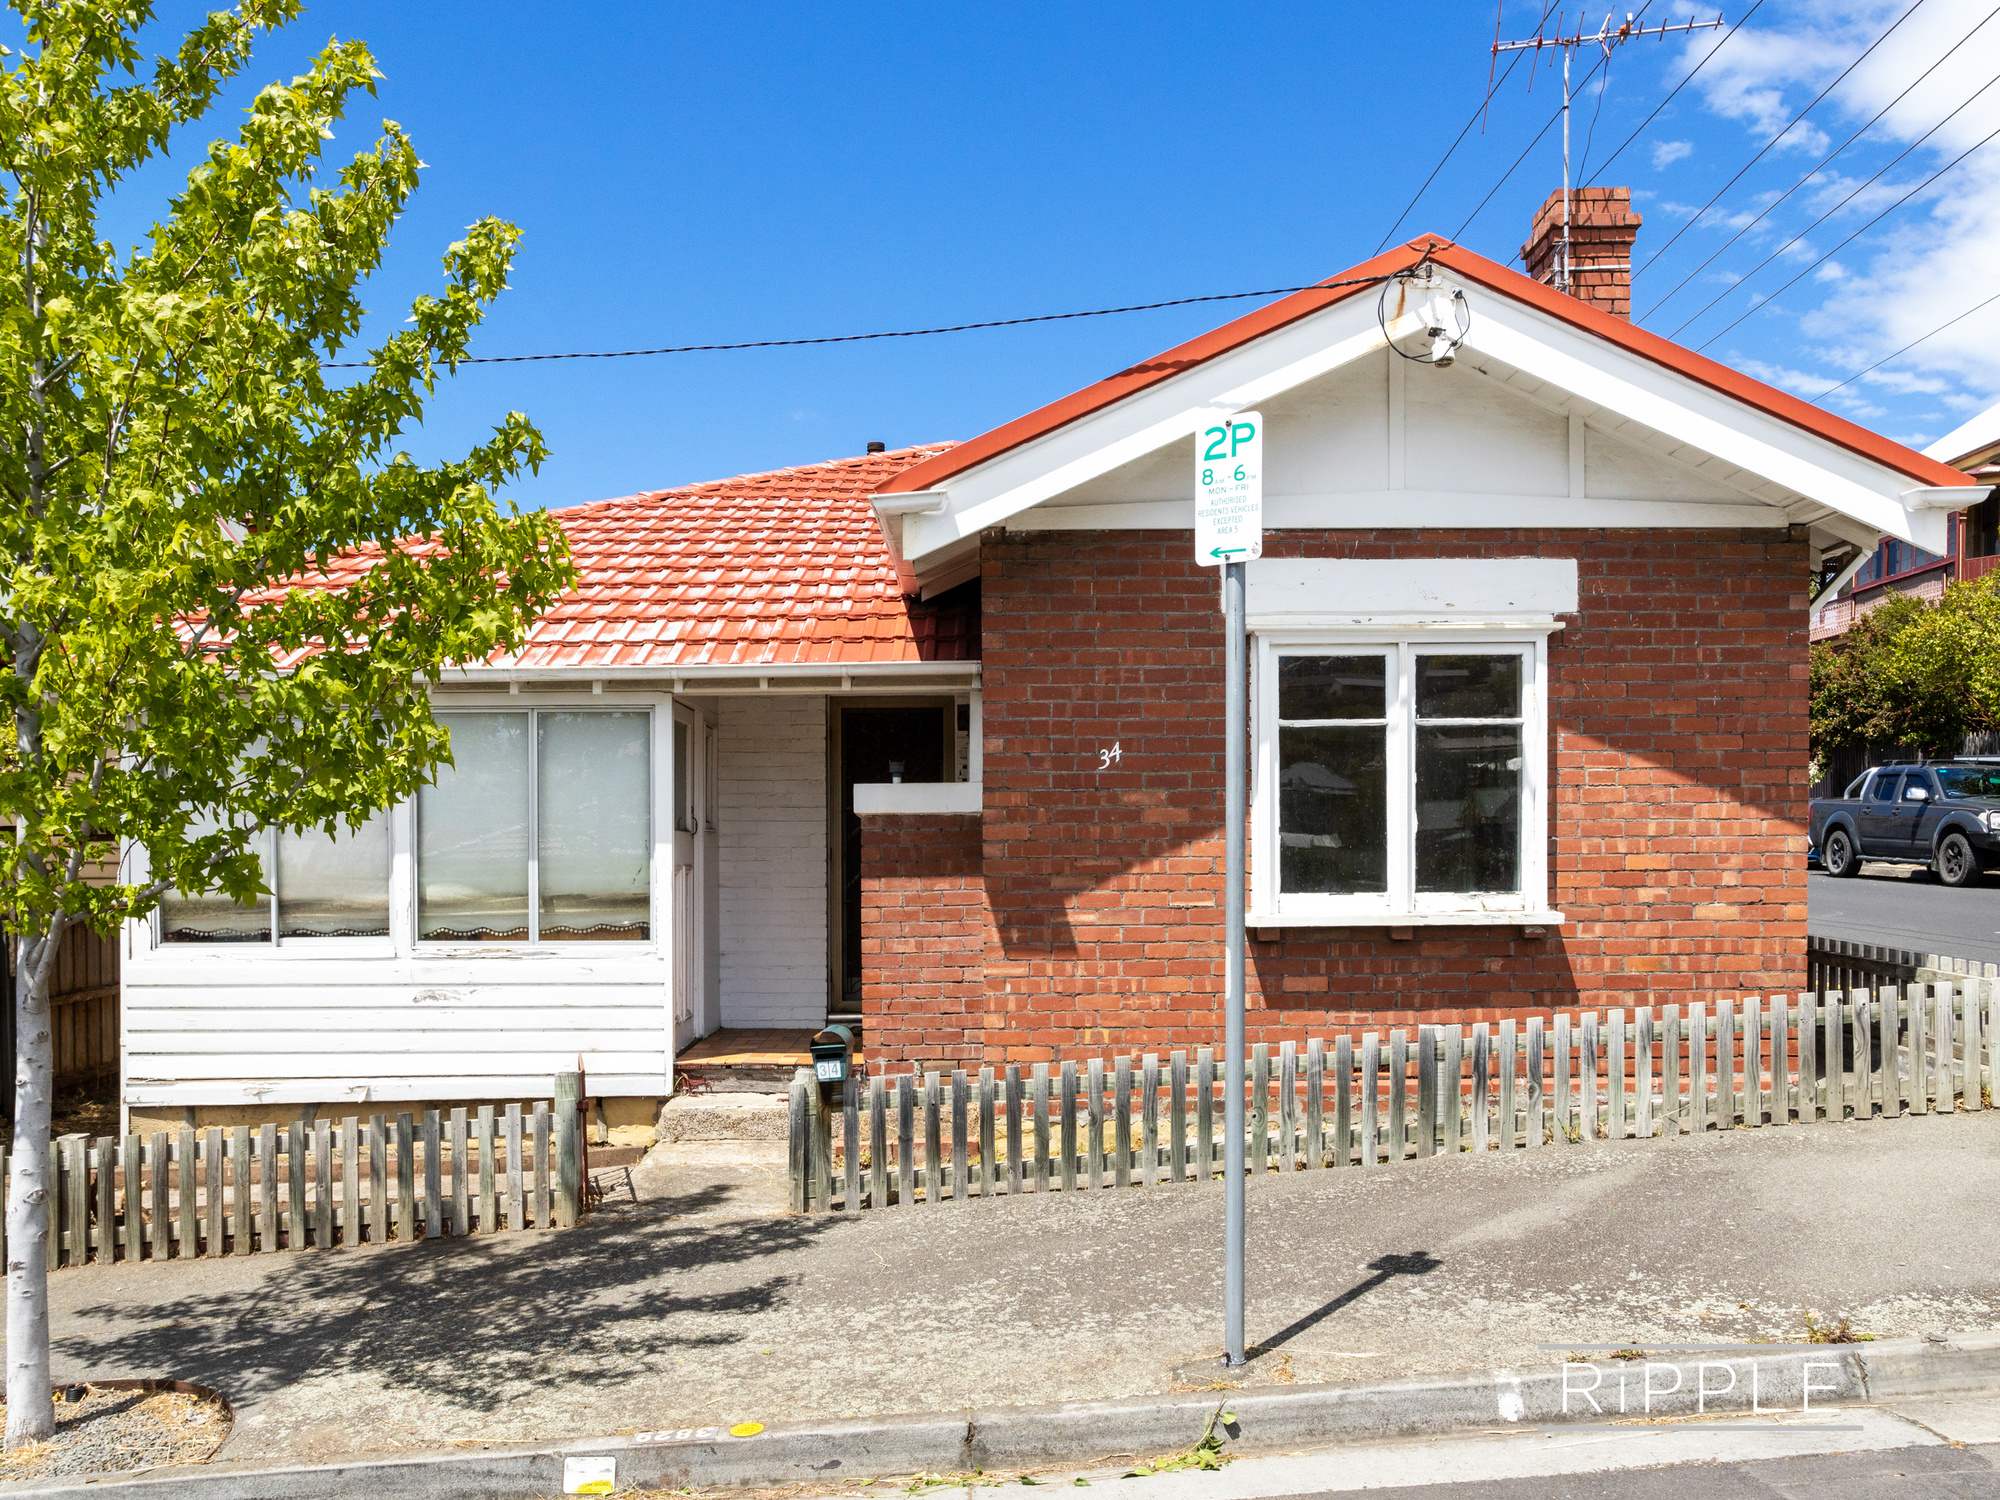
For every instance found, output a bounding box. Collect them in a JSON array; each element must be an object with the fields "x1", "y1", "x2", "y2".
[
  {"x1": 151, "y1": 819, "x2": 397, "y2": 953},
  {"x1": 1250, "y1": 627, "x2": 1560, "y2": 927}
]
